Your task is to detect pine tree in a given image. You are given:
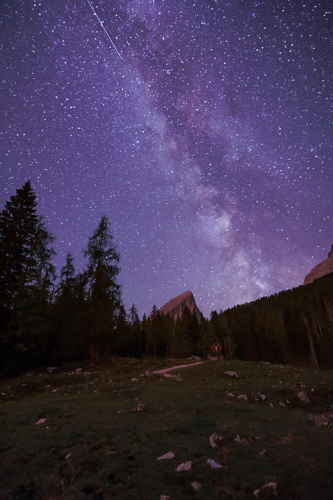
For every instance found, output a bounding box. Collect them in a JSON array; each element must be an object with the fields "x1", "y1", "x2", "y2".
[
  {"x1": 218, "y1": 313, "x2": 237, "y2": 359},
  {"x1": 173, "y1": 307, "x2": 199, "y2": 358},
  {"x1": 82, "y1": 216, "x2": 122, "y2": 362},
  {"x1": 58, "y1": 253, "x2": 76, "y2": 296},
  {"x1": 125, "y1": 304, "x2": 144, "y2": 357},
  {"x1": 145, "y1": 305, "x2": 157, "y2": 356},
  {"x1": 198, "y1": 315, "x2": 216, "y2": 358},
  {"x1": 49, "y1": 253, "x2": 88, "y2": 363},
  {"x1": 0, "y1": 181, "x2": 56, "y2": 374}
]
